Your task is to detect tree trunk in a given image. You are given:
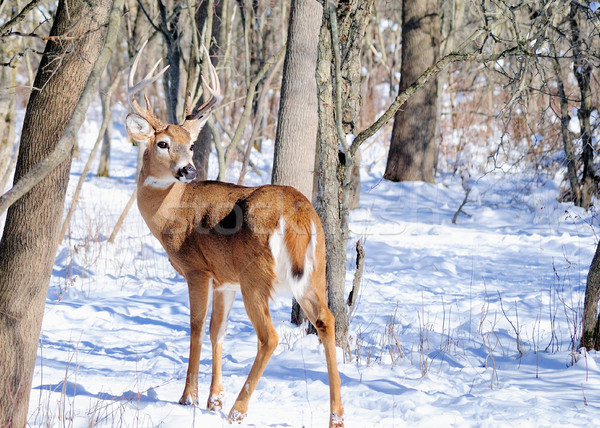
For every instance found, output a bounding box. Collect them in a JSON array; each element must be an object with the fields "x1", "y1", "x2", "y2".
[
  {"x1": 192, "y1": 0, "x2": 224, "y2": 180},
  {"x1": 315, "y1": 4, "x2": 349, "y2": 349},
  {"x1": 97, "y1": 73, "x2": 113, "y2": 177},
  {"x1": 158, "y1": 0, "x2": 181, "y2": 125},
  {"x1": 272, "y1": 0, "x2": 322, "y2": 201},
  {"x1": 384, "y1": 0, "x2": 440, "y2": 183},
  {"x1": 312, "y1": 0, "x2": 373, "y2": 348},
  {"x1": 569, "y1": 5, "x2": 595, "y2": 210},
  {"x1": 271, "y1": 0, "x2": 322, "y2": 325},
  {"x1": 0, "y1": 1, "x2": 112, "y2": 425},
  {"x1": 550, "y1": 47, "x2": 580, "y2": 206},
  {"x1": 582, "y1": 240, "x2": 600, "y2": 351}
]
